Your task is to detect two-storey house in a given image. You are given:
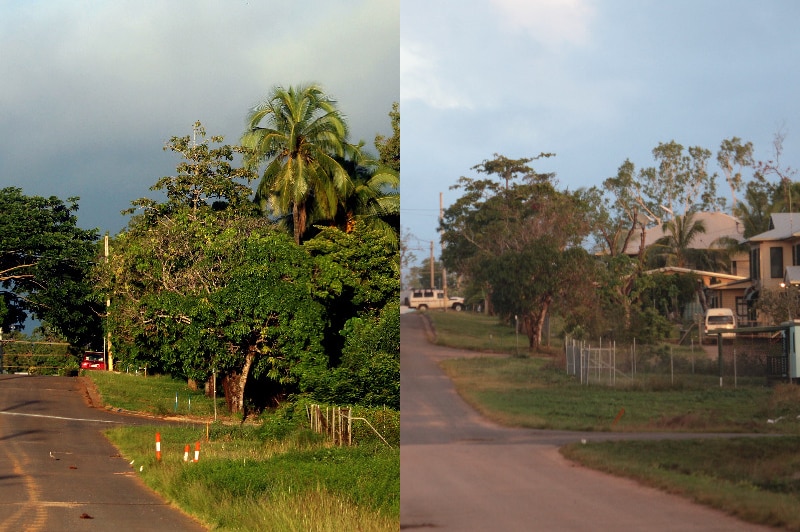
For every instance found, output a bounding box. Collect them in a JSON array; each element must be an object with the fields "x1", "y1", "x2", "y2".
[{"x1": 746, "y1": 213, "x2": 800, "y2": 324}]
